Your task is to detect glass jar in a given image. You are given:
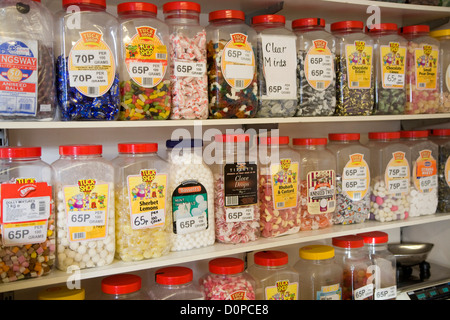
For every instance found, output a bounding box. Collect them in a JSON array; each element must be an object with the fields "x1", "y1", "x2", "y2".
[
  {"x1": 54, "y1": 0, "x2": 119, "y2": 121},
  {"x1": 331, "y1": 20, "x2": 375, "y2": 116},
  {"x1": 332, "y1": 235, "x2": 374, "y2": 300},
  {"x1": 163, "y1": 1, "x2": 208, "y2": 120},
  {"x1": 247, "y1": 250, "x2": 299, "y2": 300},
  {"x1": 402, "y1": 25, "x2": 441, "y2": 114},
  {"x1": 117, "y1": 2, "x2": 171, "y2": 120},
  {"x1": 430, "y1": 129, "x2": 450, "y2": 212},
  {"x1": 51, "y1": 144, "x2": 115, "y2": 271},
  {"x1": 357, "y1": 231, "x2": 397, "y2": 300},
  {"x1": 292, "y1": 138, "x2": 336, "y2": 231},
  {"x1": 101, "y1": 273, "x2": 150, "y2": 300},
  {"x1": 252, "y1": 14, "x2": 298, "y2": 118},
  {"x1": 149, "y1": 266, "x2": 204, "y2": 300},
  {"x1": 0, "y1": 147, "x2": 55, "y2": 283},
  {"x1": 294, "y1": 244, "x2": 343, "y2": 300},
  {"x1": 112, "y1": 143, "x2": 171, "y2": 261},
  {"x1": 212, "y1": 134, "x2": 260, "y2": 243},
  {"x1": 38, "y1": 285, "x2": 85, "y2": 300},
  {"x1": 400, "y1": 130, "x2": 438, "y2": 216},
  {"x1": 0, "y1": 0, "x2": 56, "y2": 120},
  {"x1": 368, "y1": 23, "x2": 407, "y2": 115},
  {"x1": 430, "y1": 29, "x2": 450, "y2": 113},
  {"x1": 292, "y1": 18, "x2": 337, "y2": 117},
  {"x1": 258, "y1": 136, "x2": 301, "y2": 237},
  {"x1": 206, "y1": 9, "x2": 258, "y2": 118},
  {"x1": 327, "y1": 133, "x2": 371, "y2": 225},
  {"x1": 199, "y1": 257, "x2": 256, "y2": 300},
  {"x1": 166, "y1": 139, "x2": 215, "y2": 251},
  {"x1": 366, "y1": 131, "x2": 411, "y2": 221}
]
